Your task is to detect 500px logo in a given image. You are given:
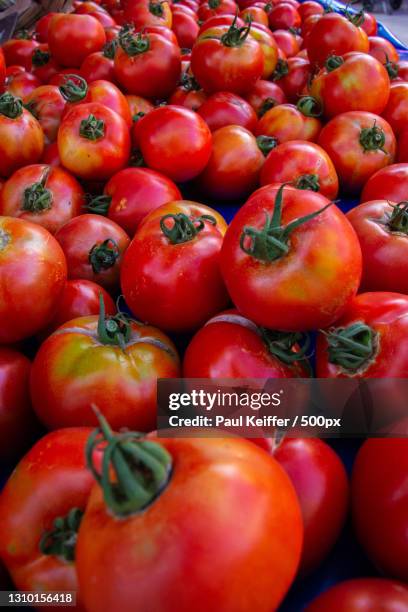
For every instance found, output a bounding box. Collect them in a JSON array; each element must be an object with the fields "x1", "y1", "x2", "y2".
[{"x1": 168, "y1": 389, "x2": 284, "y2": 411}]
